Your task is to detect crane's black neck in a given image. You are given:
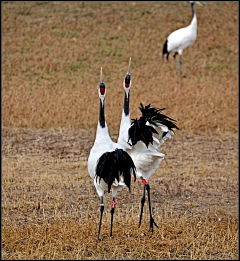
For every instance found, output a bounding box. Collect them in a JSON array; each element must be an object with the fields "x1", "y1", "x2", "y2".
[
  {"x1": 99, "y1": 99, "x2": 105, "y2": 128},
  {"x1": 191, "y1": 3, "x2": 195, "y2": 18},
  {"x1": 124, "y1": 91, "x2": 130, "y2": 116}
]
